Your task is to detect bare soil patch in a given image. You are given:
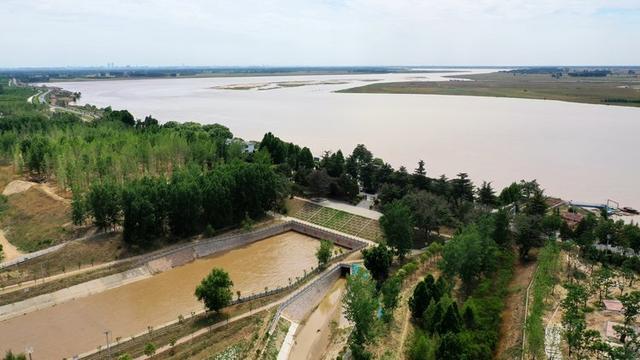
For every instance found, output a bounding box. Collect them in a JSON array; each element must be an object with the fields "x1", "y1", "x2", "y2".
[{"x1": 2, "y1": 180, "x2": 36, "y2": 196}]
